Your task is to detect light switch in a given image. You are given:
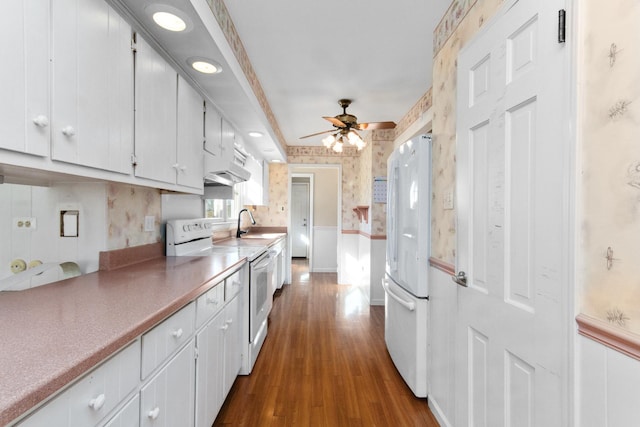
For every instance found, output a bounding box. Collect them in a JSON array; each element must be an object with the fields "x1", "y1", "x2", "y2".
[
  {"x1": 60, "y1": 210, "x2": 79, "y2": 237},
  {"x1": 144, "y1": 216, "x2": 155, "y2": 232}
]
